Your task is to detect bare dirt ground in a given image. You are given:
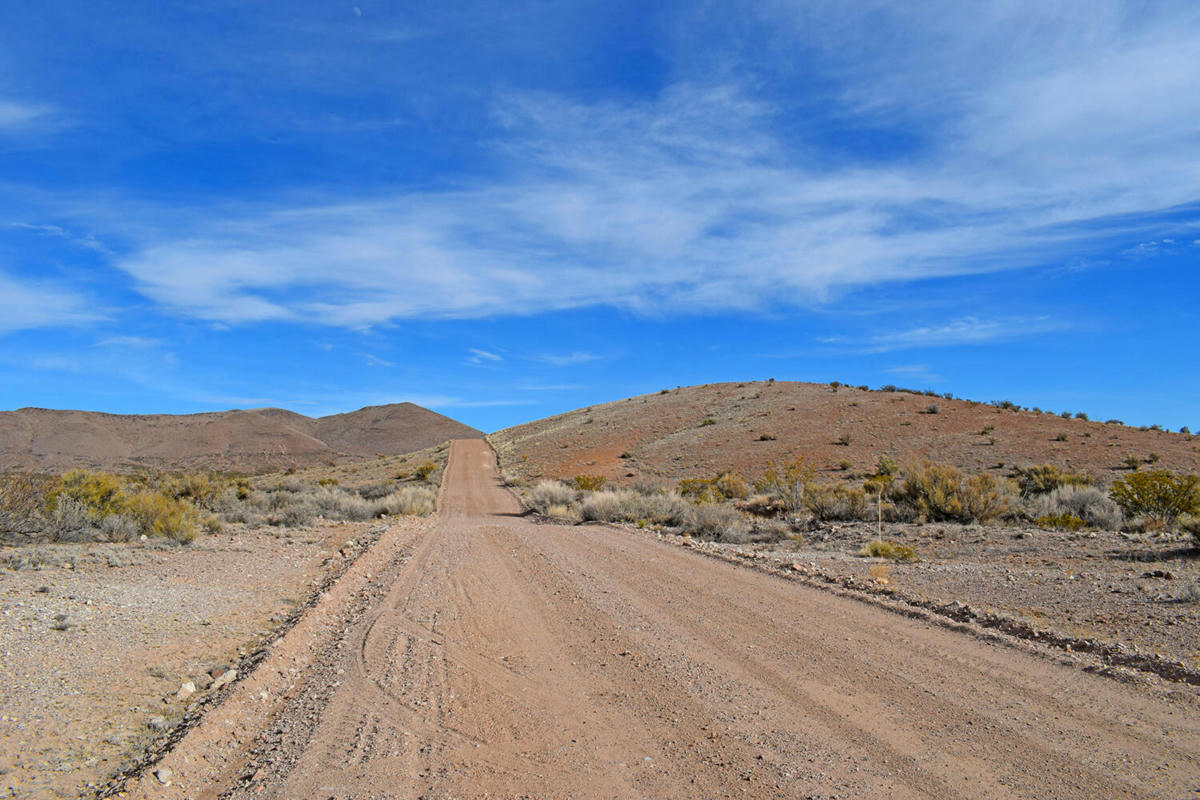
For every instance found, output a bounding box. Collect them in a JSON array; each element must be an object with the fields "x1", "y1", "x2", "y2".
[
  {"x1": 121, "y1": 440, "x2": 1199, "y2": 799},
  {"x1": 0, "y1": 519, "x2": 393, "y2": 798}
]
